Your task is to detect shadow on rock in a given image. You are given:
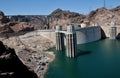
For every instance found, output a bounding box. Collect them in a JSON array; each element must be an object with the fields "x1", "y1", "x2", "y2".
[{"x1": 0, "y1": 41, "x2": 38, "y2": 78}]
